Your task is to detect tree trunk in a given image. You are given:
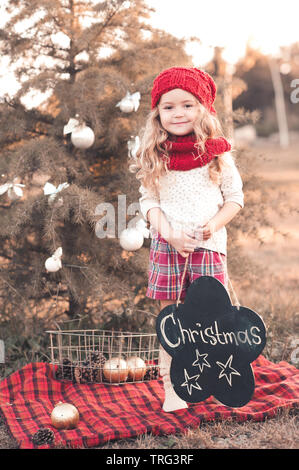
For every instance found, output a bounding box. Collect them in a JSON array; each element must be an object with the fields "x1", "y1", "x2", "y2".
[
  {"x1": 222, "y1": 62, "x2": 234, "y2": 141},
  {"x1": 67, "y1": 291, "x2": 87, "y2": 318},
  {"x1": 268, "y1": 57, "x2": 289, "y2": 148},
  {"x1": 212, "y1": 47, "x2": 234, "y2": 141}
]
